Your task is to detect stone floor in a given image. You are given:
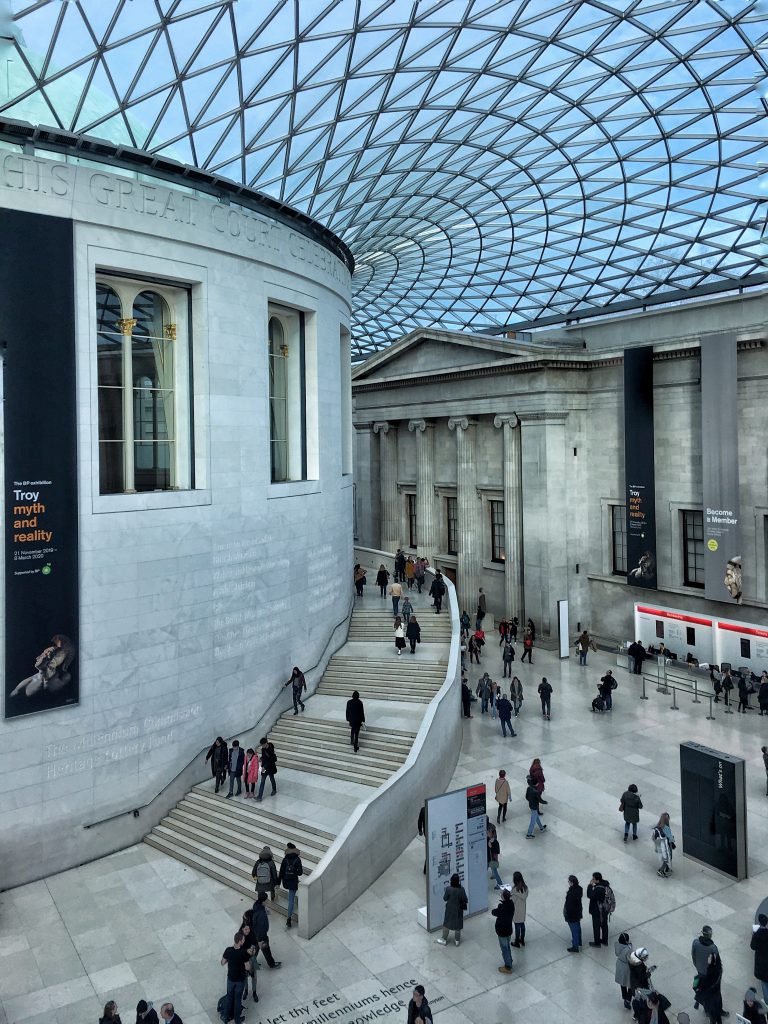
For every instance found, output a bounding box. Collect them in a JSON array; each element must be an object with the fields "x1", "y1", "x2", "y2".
[{"x1": 2, "y1": 640, "x2": 767, "y2": 1024}]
